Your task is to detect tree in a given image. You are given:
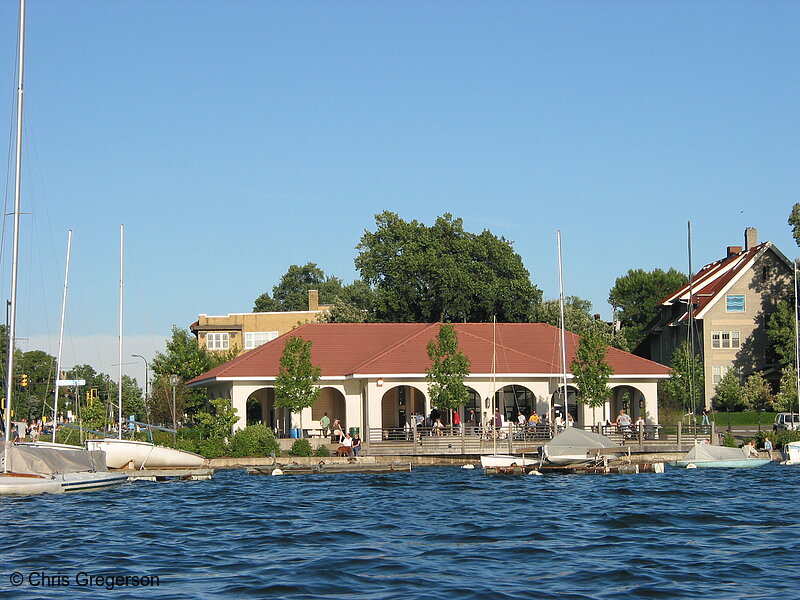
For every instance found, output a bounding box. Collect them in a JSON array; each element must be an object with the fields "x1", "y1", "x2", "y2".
[
  {"x1": 766, "y1": 300, "x2": 796, "y2": 369},
  {"x1": 355, "y1": 211, "x2": 541, "y2": 323},
  {"x1": 274, "y1": 337, "x2": 321, "y2": 432},
  {"x1": 253, "y1": 263, "x2": 344, "y2": 312},
  {"x1": 742, "y1": 371, "x2": 774, "y2": 412},
  {"x1": 775, "y1": 366, "x2": 798, "y2": 412},
  {"x1": 570, "y1": 329, "x2": 614, "y2": 425},
  {"x1": 150, "y1": 326, "x2": 237, "y2": 423},
  {"x1": 789, "y1": 203, "x2": 800, "y2": 247},
  {"x1": 712, "y1": 368, "x2": 744, "y2": 411},
  {"x1": 661, "y1": 341, "x2": 705, "y2": 412},
  {"x1": 608, "y1": 268, "x2": 688, "y2": 349},
  {"x1": 195, "y1": 397, "x2": 239, "y2": 440},
  {"x1": 425, "y1": 324, "x2": 471, "y2": 414},
  {"x1": 531, "y1": 296, "x2": 621, "y2": 347},
  {"x1": 318, "y1": 280, "x2": 376, "y2": 323}
]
